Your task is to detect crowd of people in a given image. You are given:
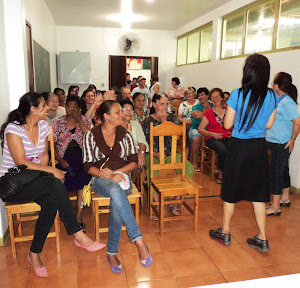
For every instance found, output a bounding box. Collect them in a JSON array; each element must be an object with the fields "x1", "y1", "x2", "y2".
[{"x1": 1, "y1": 54, "x2": 300, "y2": 277}]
